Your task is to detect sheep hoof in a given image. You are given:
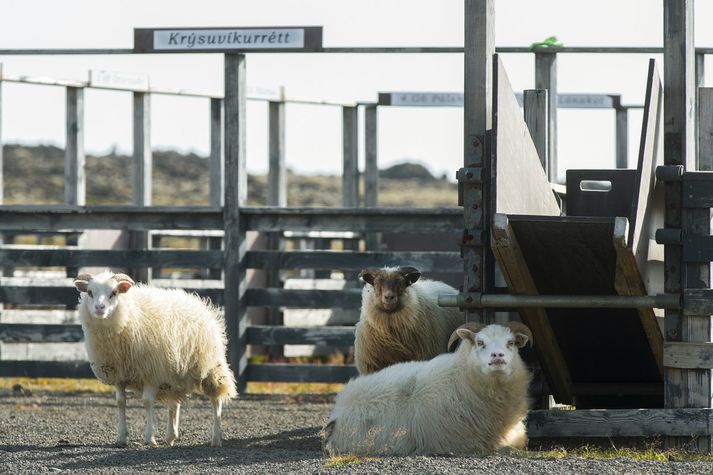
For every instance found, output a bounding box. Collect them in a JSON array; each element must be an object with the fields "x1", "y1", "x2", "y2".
[
  {"x1": 144, "y1": 436, "x2": 157, "y2": 446},
  {"x1": 164, "y1": 436, "x2": 177, "y2": 447},
  {"x1": 115, "y1": 438, "x2": 128, "y2": 447},
  {"x1": 211, "y1": 437, "x2": 222, "y2": 448}
]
